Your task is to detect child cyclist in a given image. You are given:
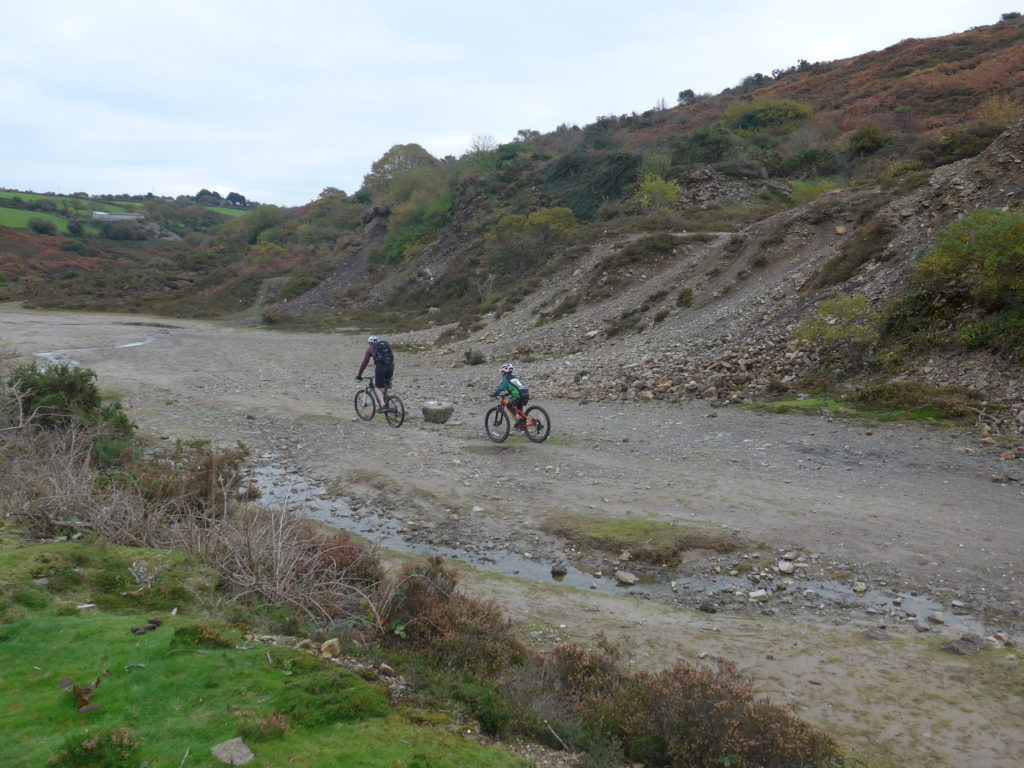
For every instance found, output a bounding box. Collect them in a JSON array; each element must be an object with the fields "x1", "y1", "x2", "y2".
[{"x1": 490, "y1": 363, "x2": 530, "y2": 429}]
